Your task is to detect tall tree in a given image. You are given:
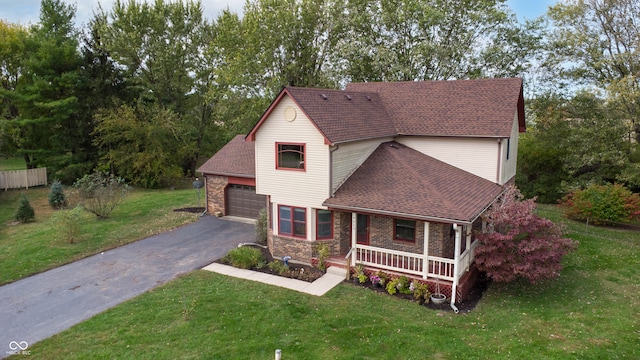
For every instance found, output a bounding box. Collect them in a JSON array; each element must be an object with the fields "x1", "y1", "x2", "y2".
[
  {"x1": 93, "y1": 103, "x2": 182, "y2": 188},
  {"x1": 0, "y1": 21, "x2": 27, "y2": 121},
  {"x1": 339, "y1": 0, "x2": 539, "y2": 82},
  {"x1": 547, "y1": 0, "x2": 640, "y2": 141},
  {"x1": 240, "y1": 0, "x2": 346, "y2": 95},
  {"x1": 95, "y1": 0, "x2": 218, "y2": 183},
  {"x1": 6, "y1": 0, "x2": 84, "y2": 183}
]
